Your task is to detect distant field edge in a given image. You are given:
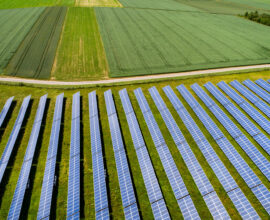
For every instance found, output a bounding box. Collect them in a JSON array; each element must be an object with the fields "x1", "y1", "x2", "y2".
[{"x1": 0, "y1": 64, "x2": 269, "y2": 89}]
